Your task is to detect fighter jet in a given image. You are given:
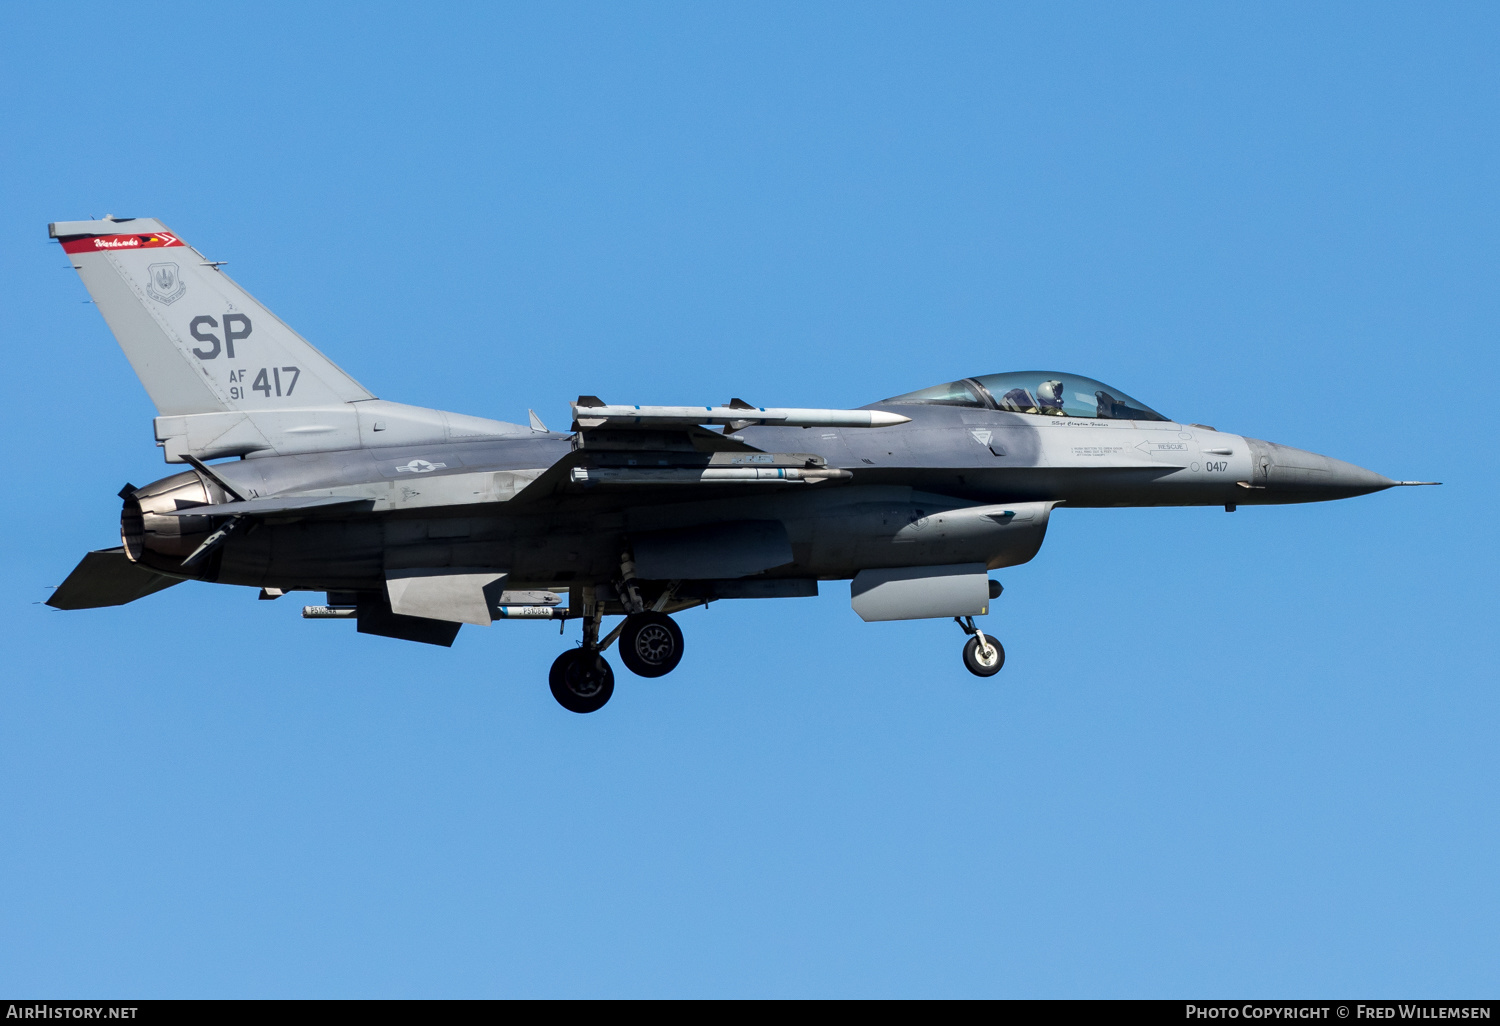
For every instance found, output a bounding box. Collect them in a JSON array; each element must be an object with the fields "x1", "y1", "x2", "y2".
[{"x1": 45, "y1": 217, "x2": 1436, "y2": 712}]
